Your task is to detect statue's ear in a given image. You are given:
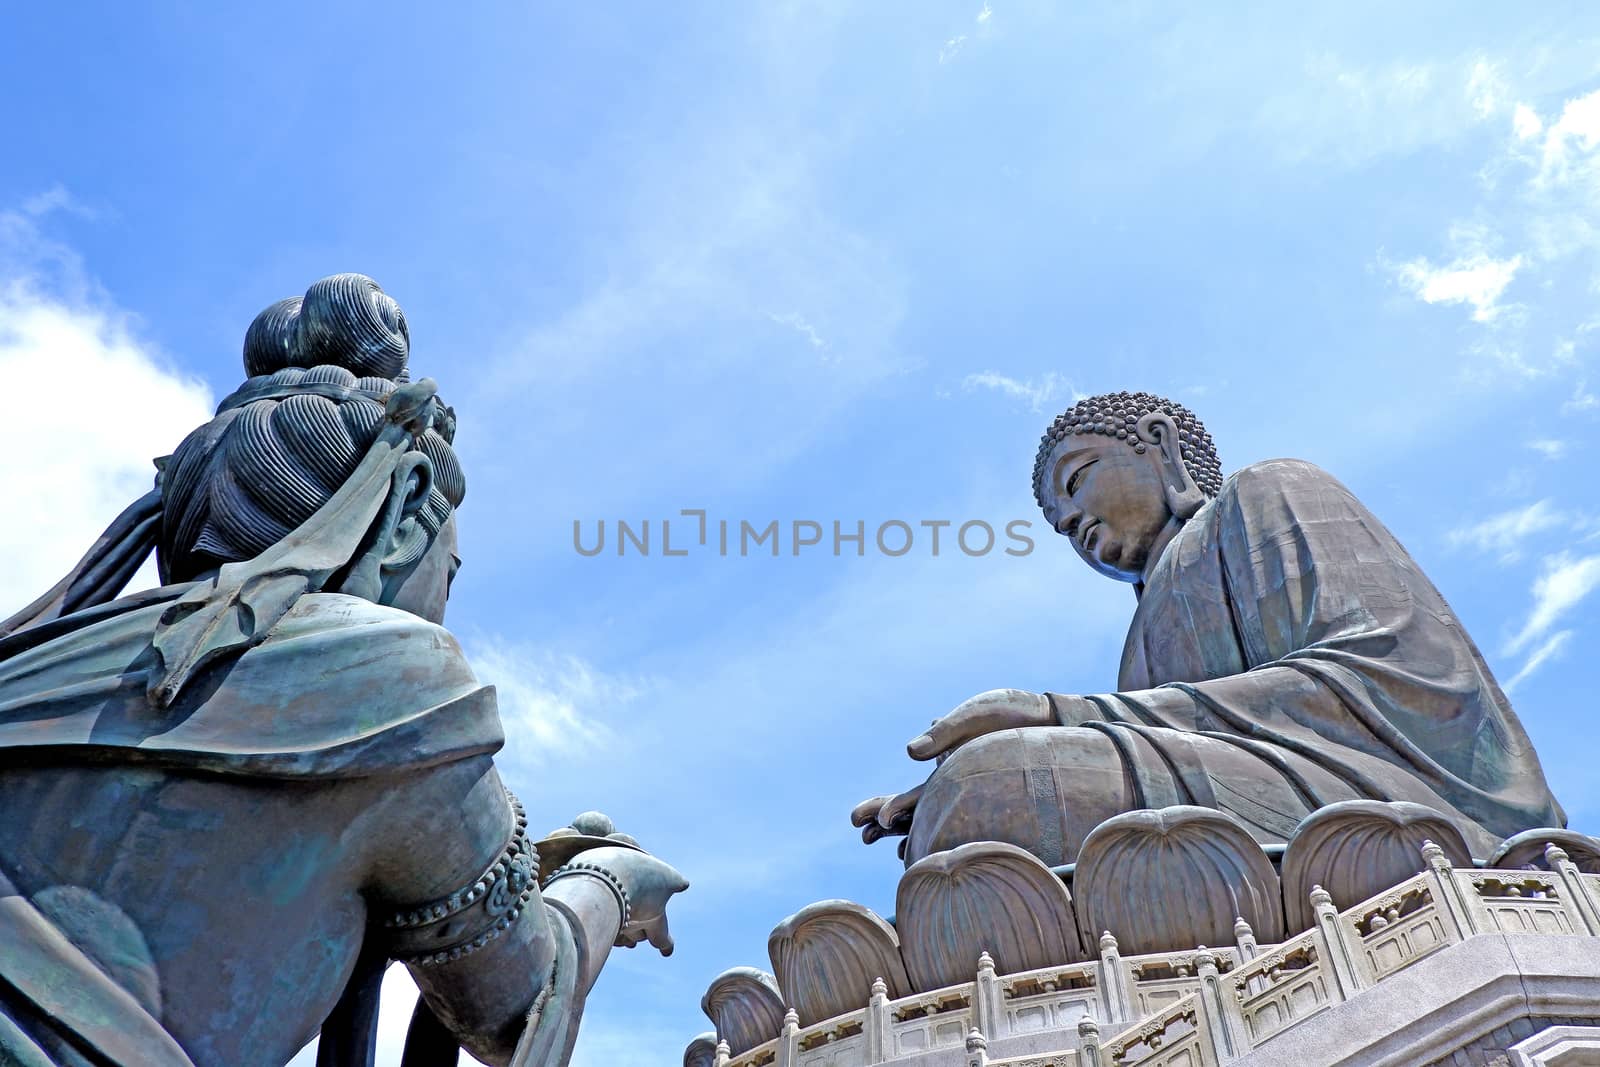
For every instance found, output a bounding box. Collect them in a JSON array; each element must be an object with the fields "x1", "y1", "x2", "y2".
[
  {"x1": 336, "y1": 452, "x2": 434, "y2": 601},
  {"x1": 380, "y1": 453, "x2": 435, "y2": 566},
  {"x1": 1135, "y1": 412, "x2": 1205, "y2": 520}
]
